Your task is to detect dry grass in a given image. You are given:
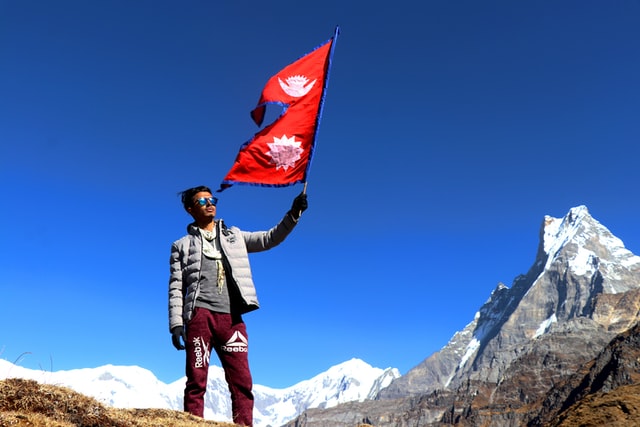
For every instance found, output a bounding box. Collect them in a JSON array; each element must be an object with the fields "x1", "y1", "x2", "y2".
[
  {"x1": 549, "y1": 383, "x2": 640, "y2": 427},
  {"x1": 0, "y1": 378, "x2": 239, "y2": 427}
]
